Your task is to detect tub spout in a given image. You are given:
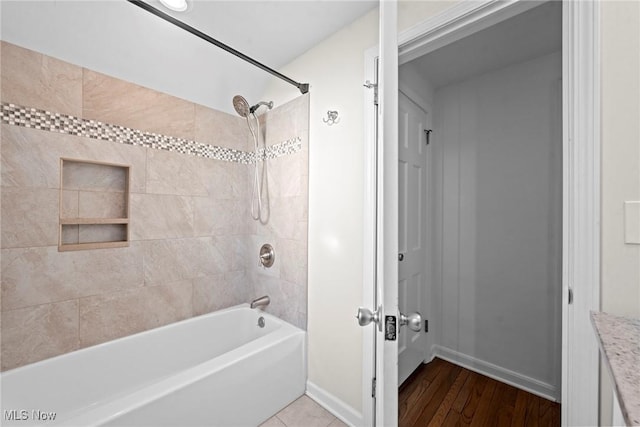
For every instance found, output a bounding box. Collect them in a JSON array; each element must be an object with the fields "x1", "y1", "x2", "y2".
[{"x1": 250, "y1": 295, "x2": 270, "y2": 310}]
